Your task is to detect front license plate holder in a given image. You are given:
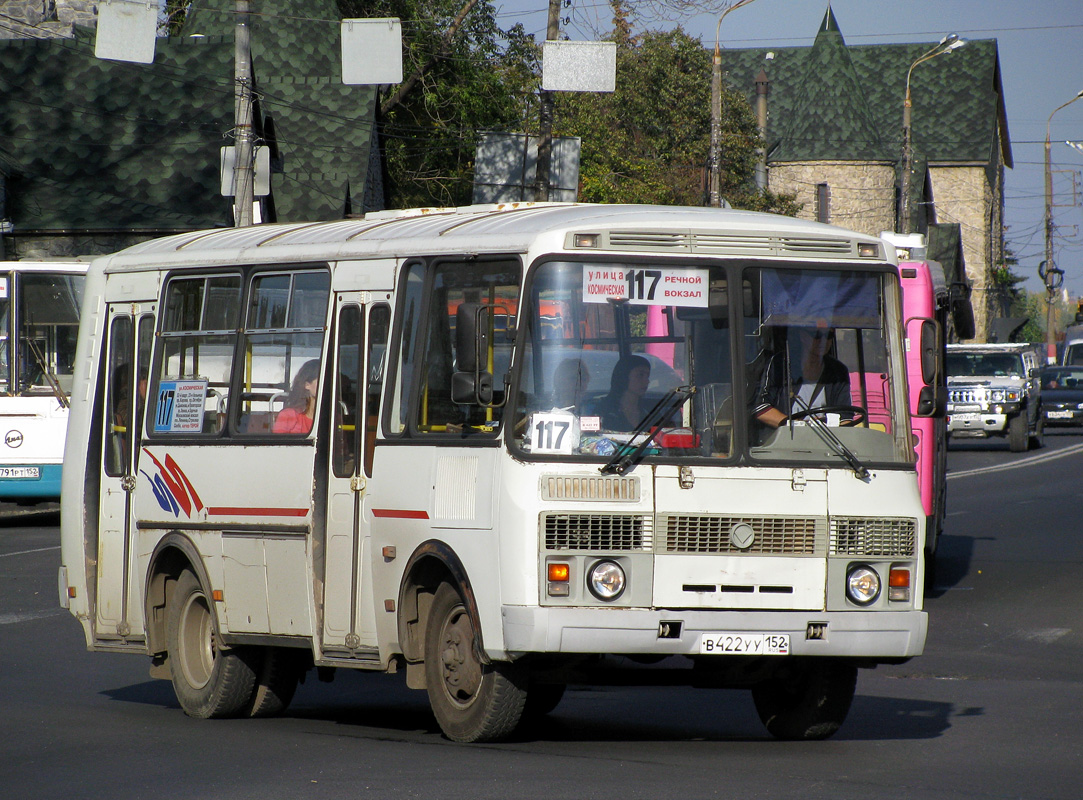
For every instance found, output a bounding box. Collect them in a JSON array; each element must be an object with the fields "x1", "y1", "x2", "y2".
[{"x1": 699, "y1": 632, "x2": 790, "y2": 655}]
